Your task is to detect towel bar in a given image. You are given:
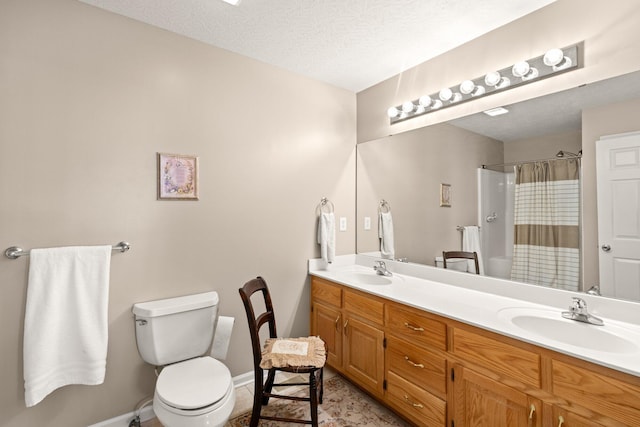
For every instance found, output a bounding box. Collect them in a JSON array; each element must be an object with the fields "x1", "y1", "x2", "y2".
[
  {"x1": 456, "y1": 226, "x2": 481, "y2": 231},
  {"x1": 4, "y1": 241, "x2": 131, "y2": 259}
]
